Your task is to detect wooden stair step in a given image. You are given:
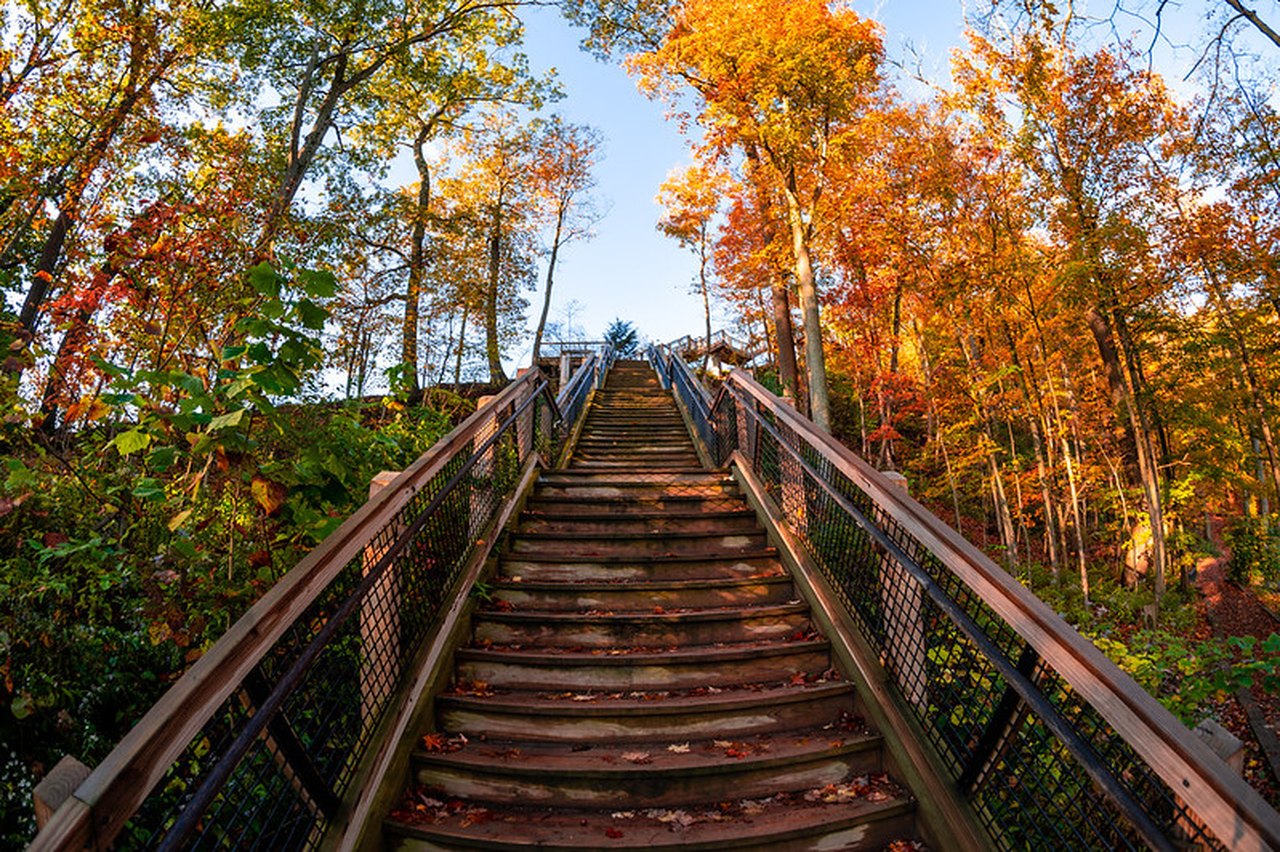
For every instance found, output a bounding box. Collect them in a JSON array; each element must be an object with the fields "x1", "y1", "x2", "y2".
[
  {"x1": 533, "y1": 485, "x2": 739, "y2": 501},
  {"x1": 385, "y1": 789, "x2": 915, "y2": 851},
  {"x1": 508, "y1": 531, "x2": 769, "y2": 558},
  {"x1": 499, "y1": 553, "x2": 784, "y2": 583},
  {"x1": 537, "y1": 471, "x2": 722, "y2": 484},
  {"x1": 411, "y1": 730, "x2": 883, "y2": 808},
  {"x1": 472, "y1": 602, "x2": 810, "y2": 647},
  {"x1": 454, "y1": 639, "x2": 832, "y2": 690},
  {"x1": 522, "y1": 496, "x2": 745, "y2": 516},
  {"x1": 517, "y1": 512, "x2": 761, "y2": 536},
  {"x1": 492, "y1": 575, "x2": 794, "y2": 610},
  {"x1": 435, "y1": 680, "x2": 856, "y2": 743}
]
